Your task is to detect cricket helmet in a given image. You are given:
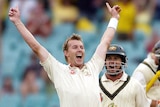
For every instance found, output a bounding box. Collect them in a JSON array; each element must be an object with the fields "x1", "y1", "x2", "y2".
[
  {"x1": 106, "y1": 44, "x2": 127, "y2": 64},
  {"x1": 105, "y1": 44, "x2": 128, "y2": 75},
  {"x1": 153, "y1": 41, "x2": 160, "y2": 58}
]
